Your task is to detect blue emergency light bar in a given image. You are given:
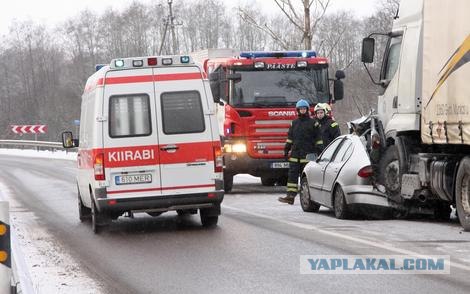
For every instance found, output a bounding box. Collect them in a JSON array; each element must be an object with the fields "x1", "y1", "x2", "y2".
[{"x1": 239, "y1": 51, "x2": 316, "y2": 59}]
